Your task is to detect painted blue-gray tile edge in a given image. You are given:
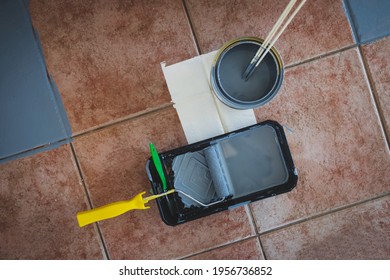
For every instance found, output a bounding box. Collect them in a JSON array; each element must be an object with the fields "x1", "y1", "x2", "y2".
[
  {"x1": 0, "y1": 0, "x2": 72, "y2": 161},
  {"x1": 0, "y1": 138, "x2": 72, "y2": 164},
  {"x1": 49, "y1": 75, "x2": 73, "y2": 138},
  {"x1": 343, "y1": 0, "x2": 390, "y2": 44},
  {"x1": 28, "y1": 4, "x2": 71, "y2": 139},
  {"x1": 342, "y1": 0, "x2": 359, "y2": 44},
  {"x1": 33, "y1": 27, "x2": 72, "y2": 139}
]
